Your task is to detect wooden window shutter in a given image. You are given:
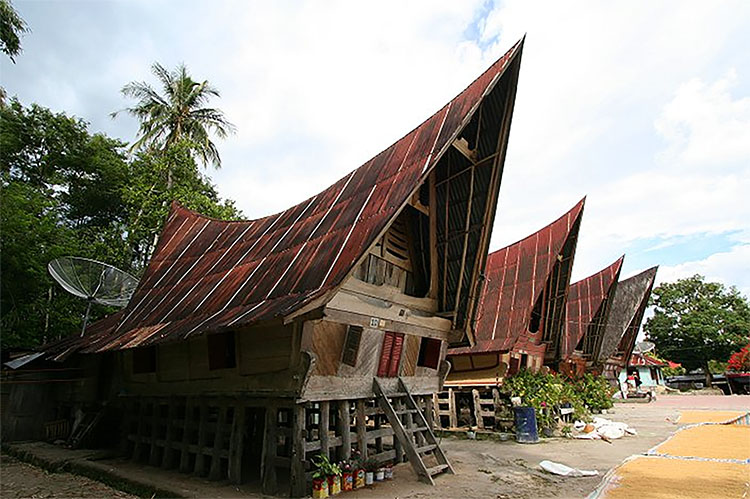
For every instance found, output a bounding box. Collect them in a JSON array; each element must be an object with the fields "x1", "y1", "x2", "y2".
[
  {"x1": 342, "y1": 326, "x2": 363, "y2": 367},
  {"x1": 377, "y1": 332, "x2": 395, "y2": 377},
  {"x1": 388, "y1": 333, "x2": 405, "y2": 377}
]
